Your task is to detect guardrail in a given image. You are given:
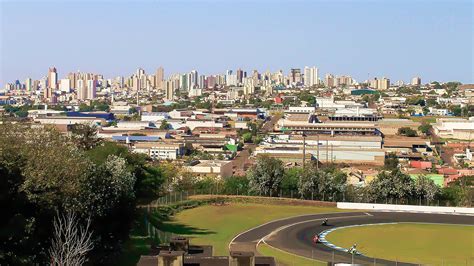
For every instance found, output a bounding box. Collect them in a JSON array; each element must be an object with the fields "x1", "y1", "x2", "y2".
[{"x1": 337, "y1": 202, "x2": 474, "y2": 215}]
